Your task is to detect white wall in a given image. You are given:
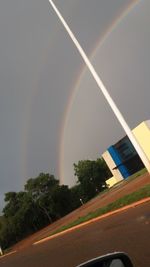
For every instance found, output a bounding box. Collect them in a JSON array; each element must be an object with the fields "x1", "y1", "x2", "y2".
[
  {"x1": 133, "y1": 120, "x2": 150, "y2": 161},
  {"x1": 102, "y1": 150, "x2": 123, "y2": 182}
]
